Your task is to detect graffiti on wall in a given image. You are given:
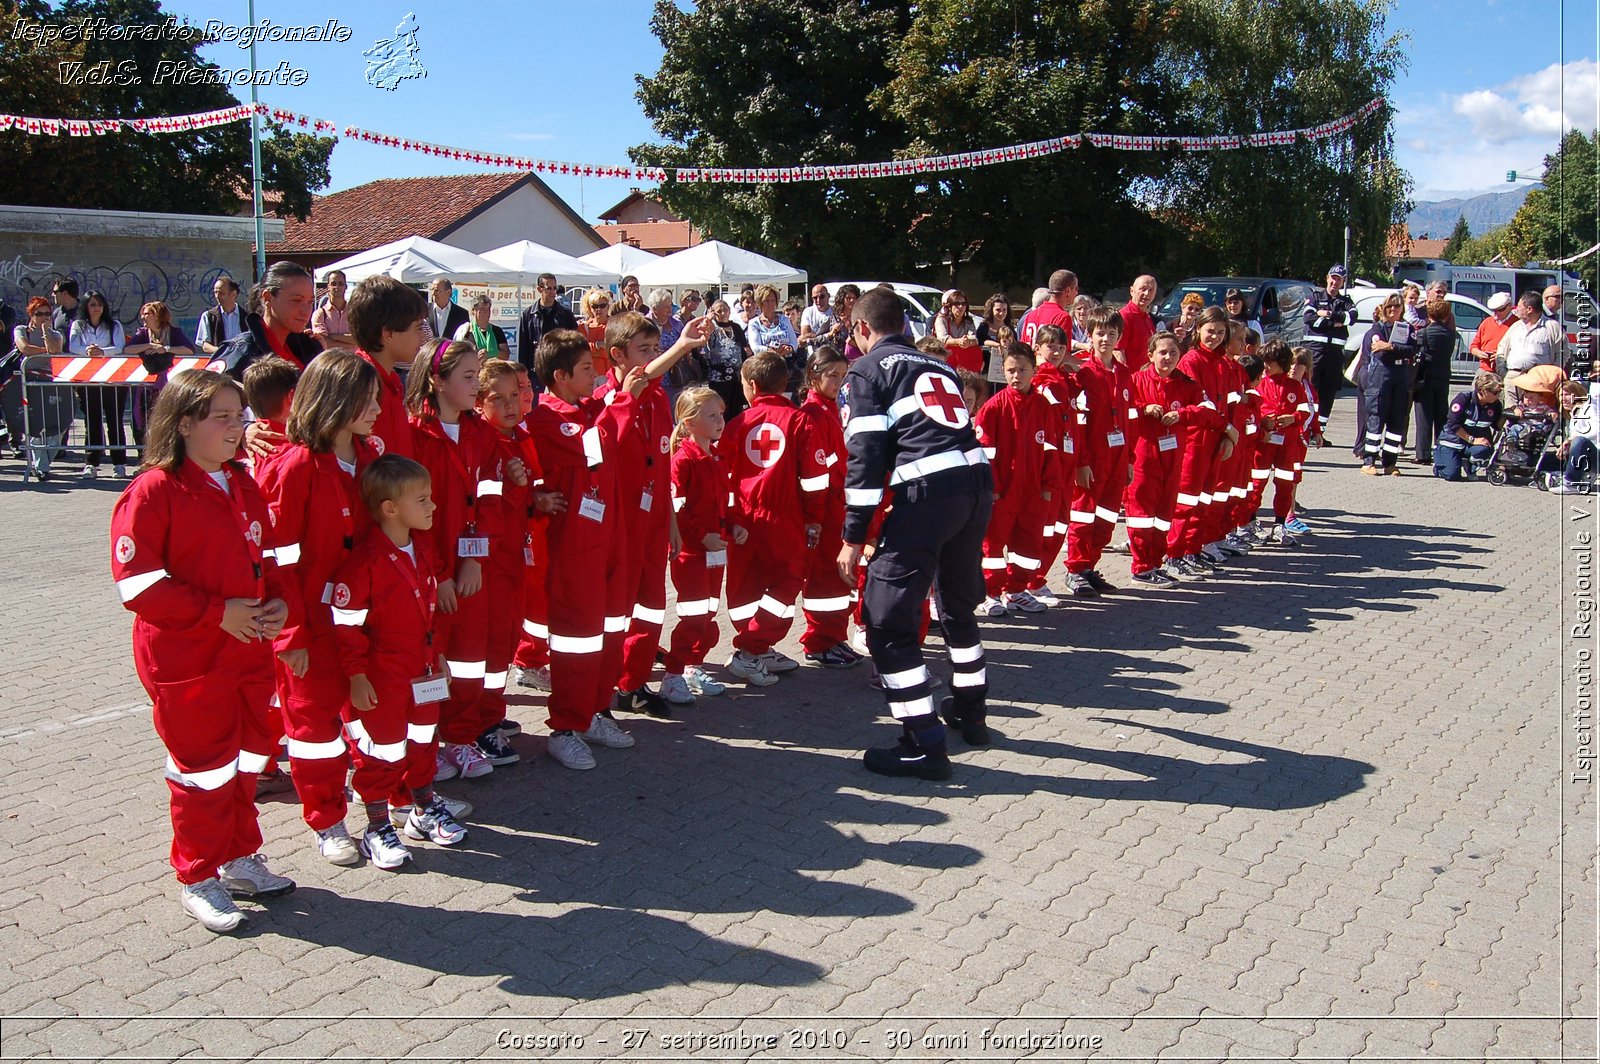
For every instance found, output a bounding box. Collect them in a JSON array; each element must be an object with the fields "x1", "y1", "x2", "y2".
[{"x1": 0, "y1": 251, "x2": 235, "y2": 331}]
